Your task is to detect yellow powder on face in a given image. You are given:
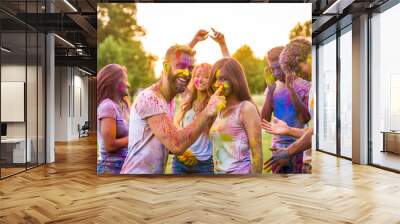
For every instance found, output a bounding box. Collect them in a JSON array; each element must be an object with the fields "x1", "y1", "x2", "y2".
[
  {"x1": 175, "y1": 69, "x2": 190, "y2": 77},
  {"x1": 215, "y1": 69, "x2": 221, "y2": 79},
  {"x1": 223, "y1": 82, "x2": 231, "y2": 96},
  {"x1": 163, "y1": 63, "x2": 171, "y2": 73}
]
